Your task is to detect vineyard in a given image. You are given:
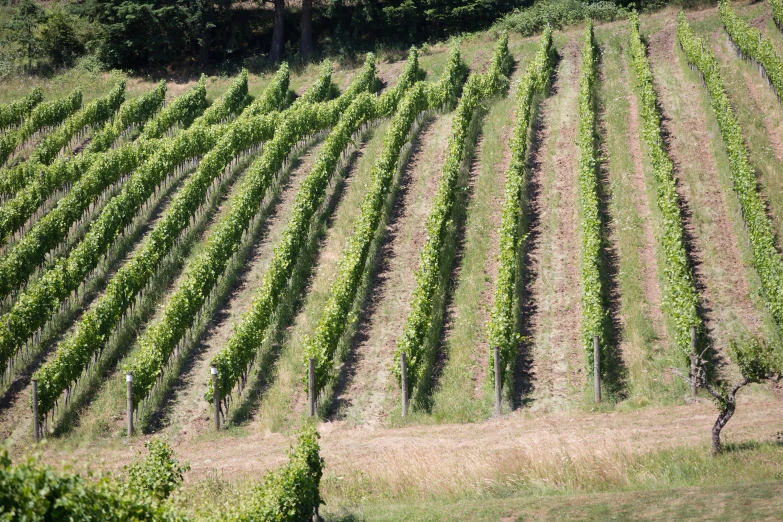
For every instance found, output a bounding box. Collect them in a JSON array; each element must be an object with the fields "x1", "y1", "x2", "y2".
[{"x1": 1, "y1": 1, "x2": 783, "y2": 520}]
